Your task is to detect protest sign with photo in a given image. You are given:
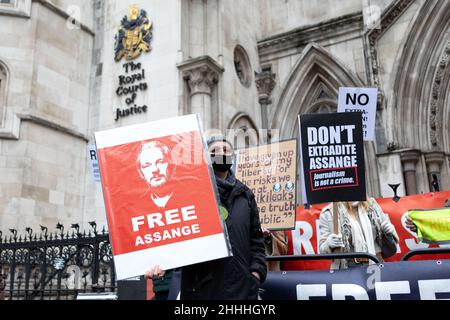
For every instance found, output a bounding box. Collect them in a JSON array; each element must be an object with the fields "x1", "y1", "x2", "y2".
[
  {"x1": 337, "y1": 87, "x2": 378, "y2": 141},
  {"x1": 235, "y1": 140, "x2": 298, "y2": 230},
  {"x1": 299, "y1": 112, "x2": 366, "y2": 205},
  {"x1": 95, "y1": 114, "x2": 231, "y2": 280}
]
